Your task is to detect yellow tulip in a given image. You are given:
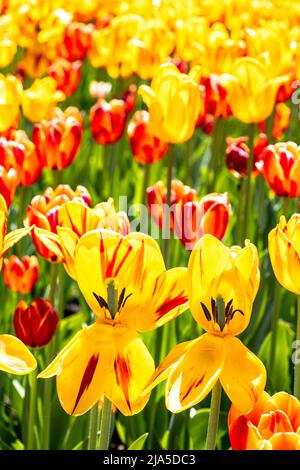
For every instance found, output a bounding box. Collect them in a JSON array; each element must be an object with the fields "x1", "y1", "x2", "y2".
[
  {"x1": 268, "y1": 214, "x2": 300, "y2": 295},
  {"x1": 0, "y1": 194, "x2": 33, "y2": 269},
  {"x1": 0, "y1": 334, "x2": 36, "y2": 375},
  {"x1": 33, "y1": 199, "x2": 130, "y2": 279},
  {"x1": 0, "y1": 74, "x2": 22, "y2": 132},
  {"x1": 139, "y1": 63, "x2": 202, "y2": 144},
  {"x1": 22, "y1": 77, "x2": 65, "y2": 123},
  {"x1": 0, "y1": 15, "x2": 18, "y2": 68},
  {"x1": 220, "y1": 57, "x2": 288, "y2": 123},
  {"x1": 39, "y1": 230, "x2": 188, "y2": 416},
  {"x1": 145, "y1": 235, "x2": 266, "y2": 414}
]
